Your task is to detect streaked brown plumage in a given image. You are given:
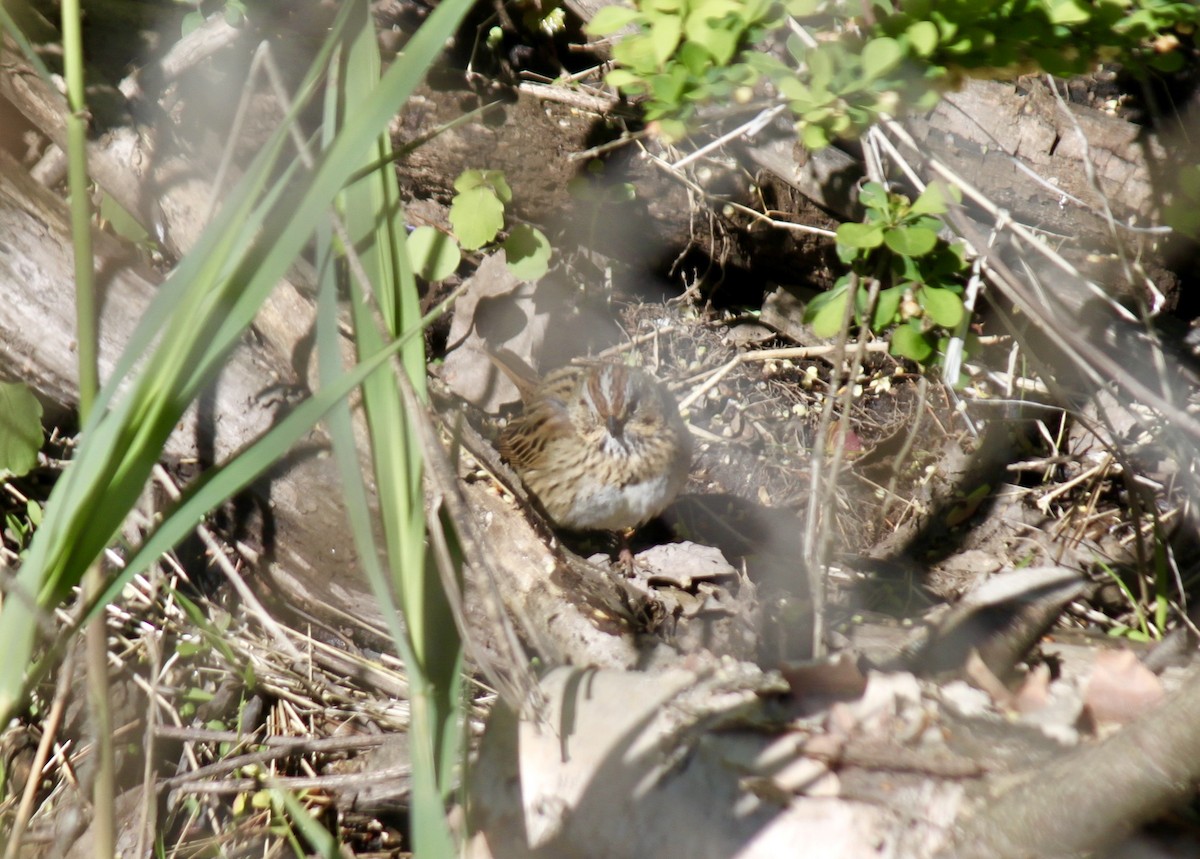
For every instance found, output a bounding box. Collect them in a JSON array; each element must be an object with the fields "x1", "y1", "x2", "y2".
[{"x1": 495, "y1": 358, "x2": 691, "y2": 531}]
